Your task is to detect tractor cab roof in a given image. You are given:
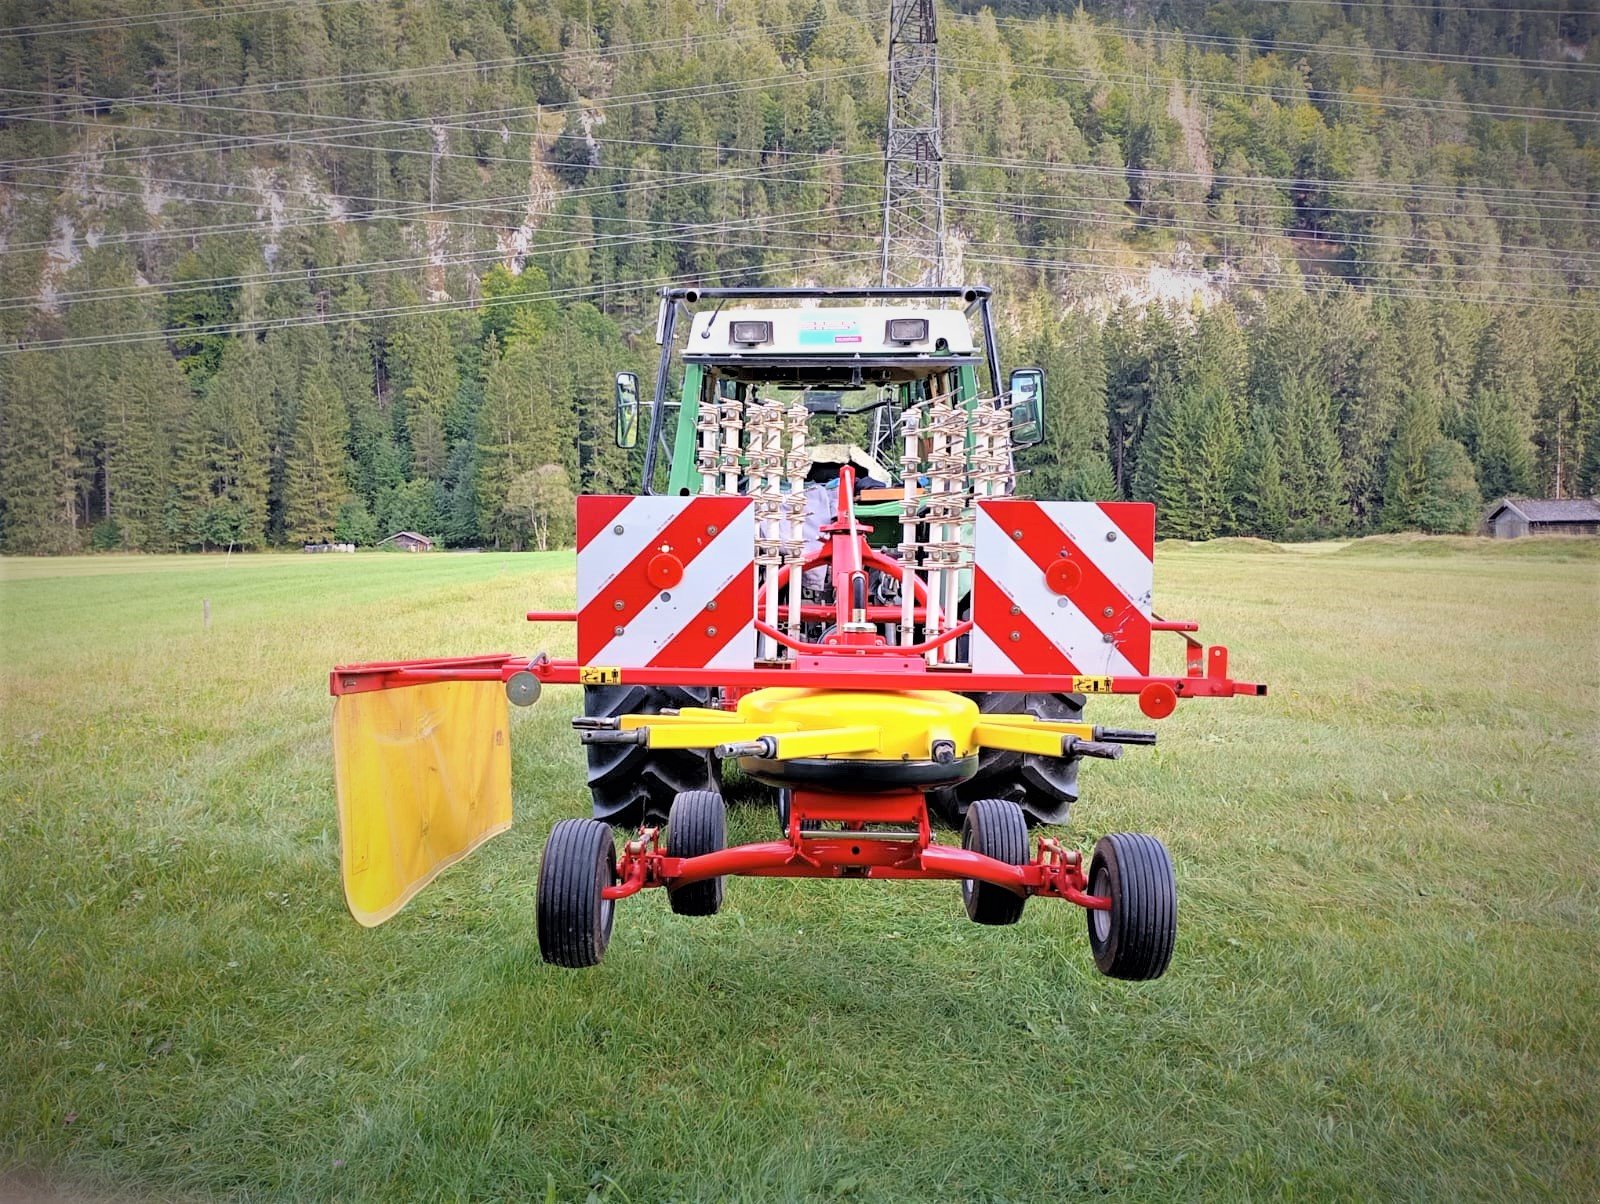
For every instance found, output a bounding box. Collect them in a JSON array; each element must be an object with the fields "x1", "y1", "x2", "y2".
[{"x1": 681, "y1": 304, "x2": 978, "y2": 388}]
